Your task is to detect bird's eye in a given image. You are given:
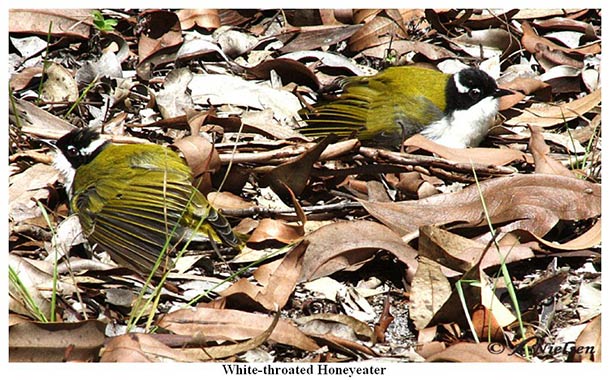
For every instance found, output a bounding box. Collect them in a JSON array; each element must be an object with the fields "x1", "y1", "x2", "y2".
[
  {"x1": 468, "y1": 88, "x2": 481, "y2": 100},
  {"x1": 66, "y1": 146, "x2": 79, "y2": 157}
]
